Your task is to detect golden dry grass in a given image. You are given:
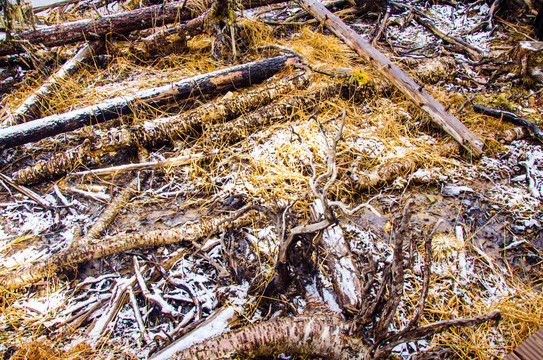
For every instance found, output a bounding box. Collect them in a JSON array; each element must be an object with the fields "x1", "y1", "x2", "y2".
[{"x1": 1, "y1": 9, "x2": 542, "y2": 360}]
